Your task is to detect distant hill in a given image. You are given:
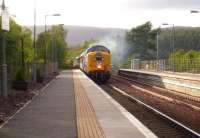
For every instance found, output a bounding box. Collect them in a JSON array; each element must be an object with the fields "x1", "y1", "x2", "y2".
[
  {"x1": 65, "y1": 25, "x2": 126, "y2": 46},
  {"x1": 26, "y1": 25, "x2": 126, "y2": 46}
]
